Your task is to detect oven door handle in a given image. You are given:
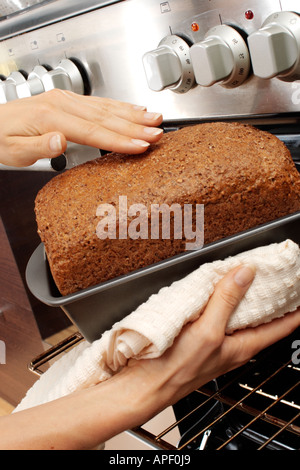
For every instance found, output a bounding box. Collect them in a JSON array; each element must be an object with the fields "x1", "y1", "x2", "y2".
[{"x1": 28, "y1": 331, "x2": 84, "y2": 376}]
